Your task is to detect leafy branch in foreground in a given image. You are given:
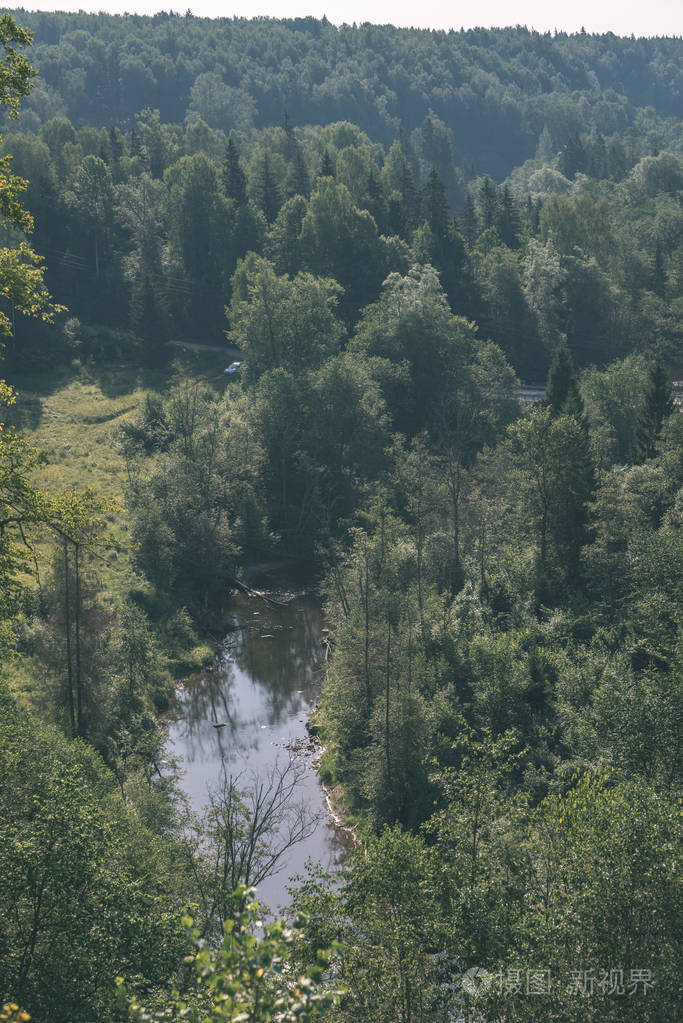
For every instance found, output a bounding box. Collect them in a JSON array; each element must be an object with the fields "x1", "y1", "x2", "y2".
[
  {"x1": 0, "y1": 1005, "x2": 30, "y2": 1023},
  {"x1": 0, "y1": 16, "x2": 64, "y2": 341},
  {"x1": 121, "y1": 888, "x2": 342, "y2": 1023}
]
